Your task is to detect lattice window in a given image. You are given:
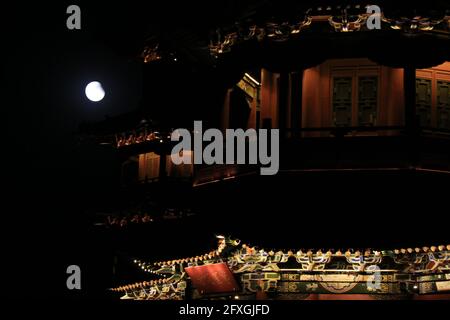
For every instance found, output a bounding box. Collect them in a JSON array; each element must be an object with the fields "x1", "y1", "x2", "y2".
[
  {"x1": 332, "y1": 77, "x2": 353, "y2": 126},
  {"x1": 138, "y1": 152, "x2": 160, "y2": 182},
  {"x1": 358, "y1": 77, "x2": 378, "y2": 126},
  {"x1": 416, "y1": 78, "x2": 432, "y2": 127},
  {"x1": 437, "y1": 80, "x2": 450, "y2": 130}
]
